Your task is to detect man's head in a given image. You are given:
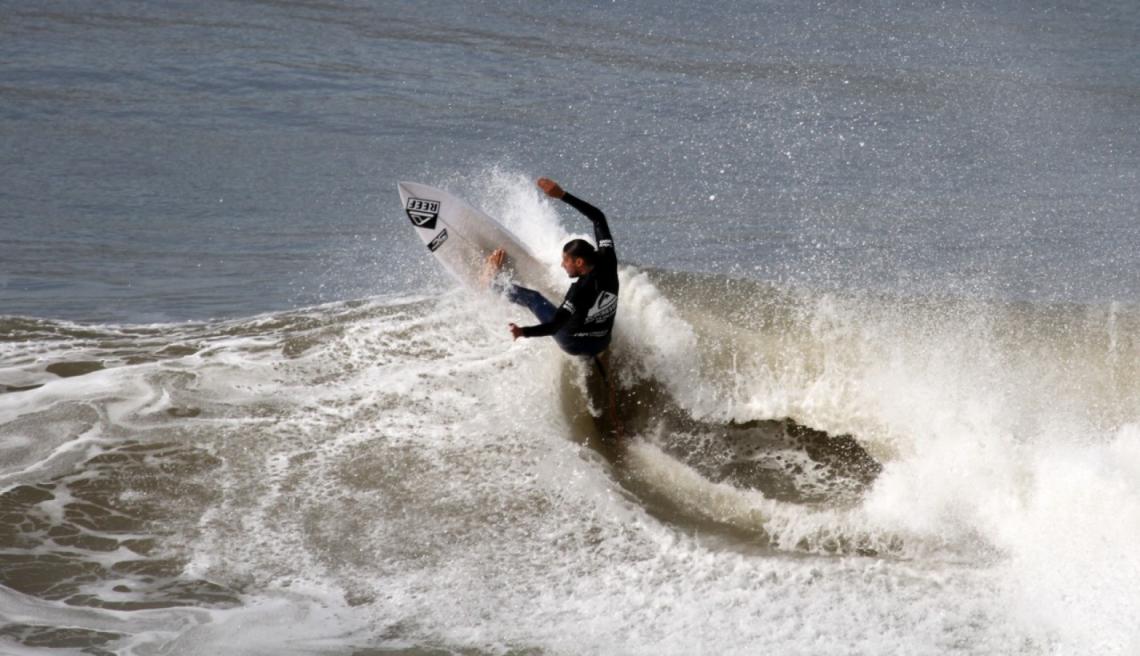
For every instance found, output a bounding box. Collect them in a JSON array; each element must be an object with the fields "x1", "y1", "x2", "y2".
[{"x1": 561, "y1": 239, "x2": 596, "y2": 278}]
